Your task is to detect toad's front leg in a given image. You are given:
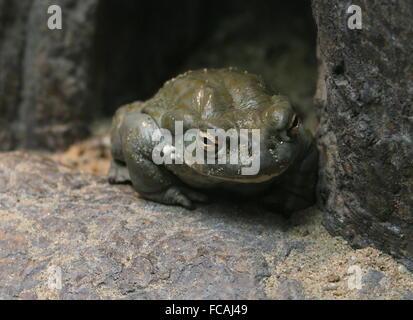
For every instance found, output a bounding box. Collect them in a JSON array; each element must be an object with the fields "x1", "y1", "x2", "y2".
[{"x1": 115, "y1": 112, "x2": 207, "y2": 209}]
